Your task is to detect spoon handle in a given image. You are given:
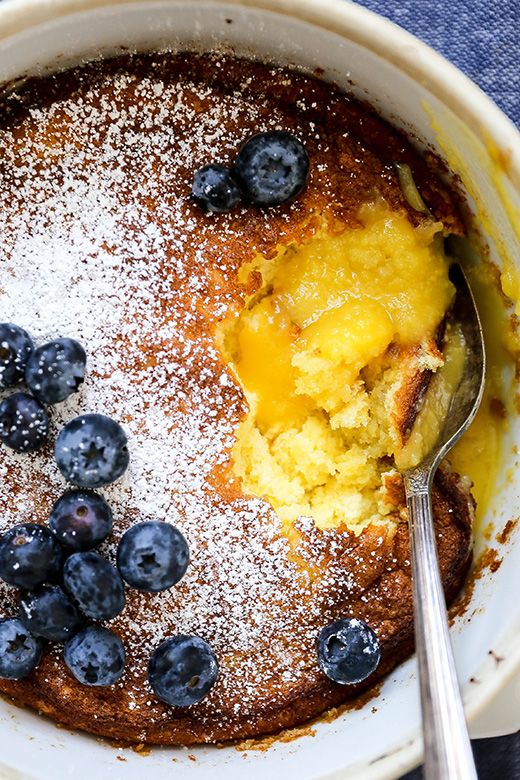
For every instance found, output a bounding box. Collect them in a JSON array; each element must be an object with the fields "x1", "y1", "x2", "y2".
[{"x1": 404, "y1": 470, "x2": 478, "y2": 780}]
